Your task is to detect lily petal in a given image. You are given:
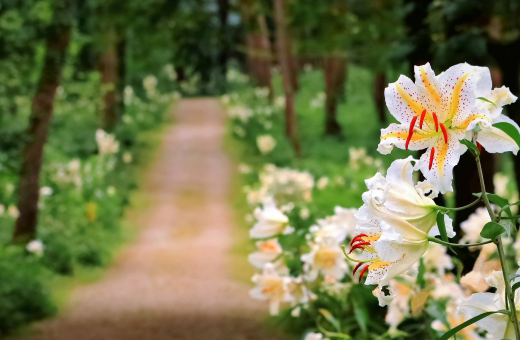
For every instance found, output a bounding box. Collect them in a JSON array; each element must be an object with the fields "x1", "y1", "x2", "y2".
[
  {"x1": 379, "y1": 123, "x2": 437, "y2": 155},
  {"x1": 414, "y1": 63, "x2": 442, "y2": 112},
  {"x1": 459, "y1": 293, "x2": 511, "y2": 340},
  {"x1": 417, "y1": 130, "x2": 466, "y2": 194},
  {"x1": 477, "y1": 115, "x2": 520, "y2": 155}
]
